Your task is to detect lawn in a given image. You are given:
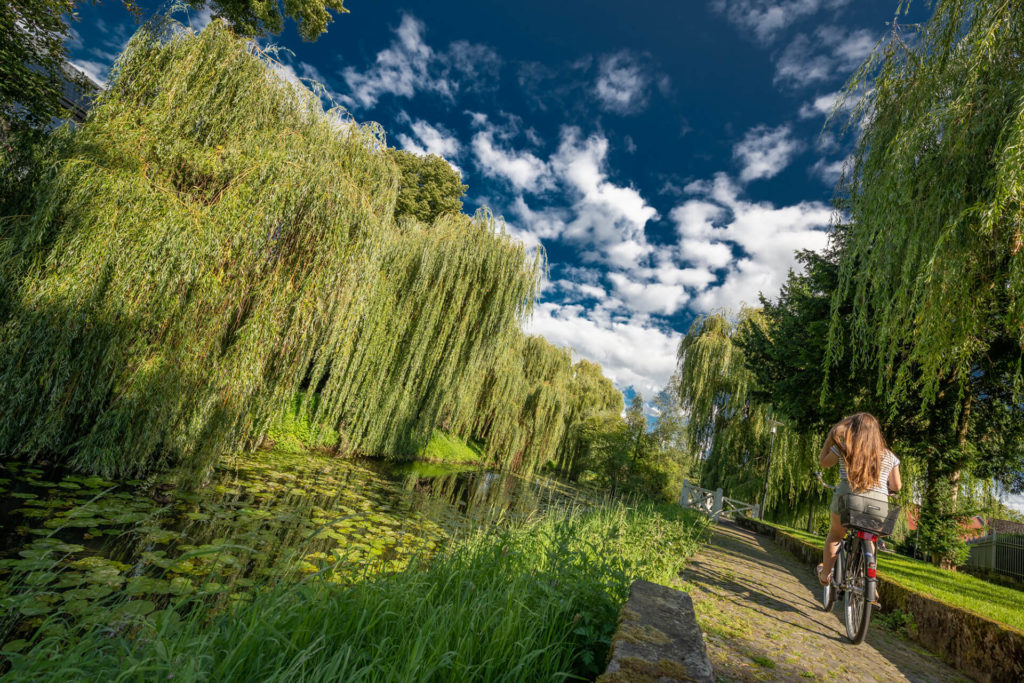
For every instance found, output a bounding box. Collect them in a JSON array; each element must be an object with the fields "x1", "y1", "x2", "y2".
[{"x1": 764, "y1": 522, "x2": 1024, "y2": 632}]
